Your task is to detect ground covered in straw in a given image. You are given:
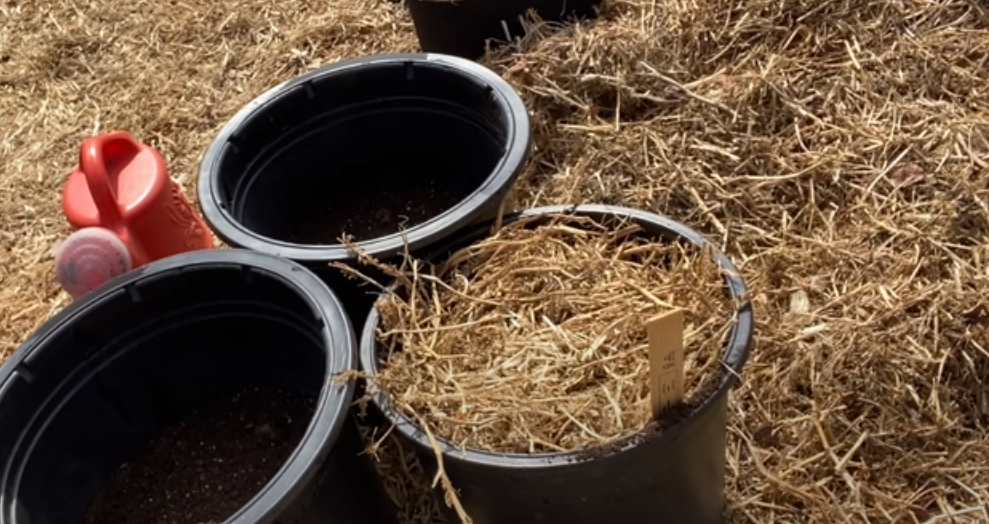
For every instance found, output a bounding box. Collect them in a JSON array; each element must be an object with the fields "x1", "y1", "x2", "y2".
[{"x1": 1, "y1": 0, "x2": 987, "y2": 522}]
